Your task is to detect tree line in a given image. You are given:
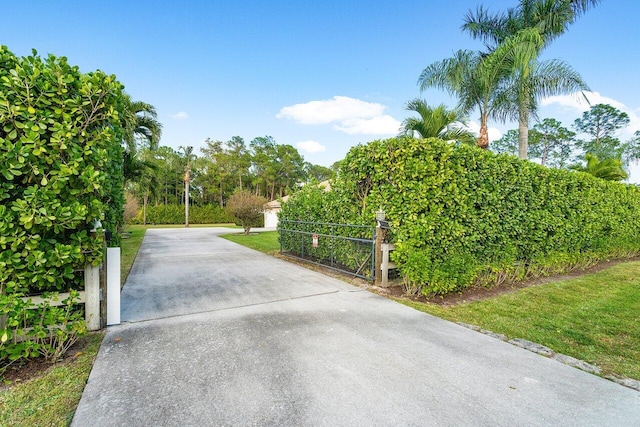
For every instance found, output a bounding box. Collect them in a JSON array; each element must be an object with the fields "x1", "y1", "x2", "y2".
[
  {"x1": 126, "y1": 135, "x2": 336, "y2": 215},
  {"x1": 492, "y1": 103, "x2": 640, "y2": 180}
]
